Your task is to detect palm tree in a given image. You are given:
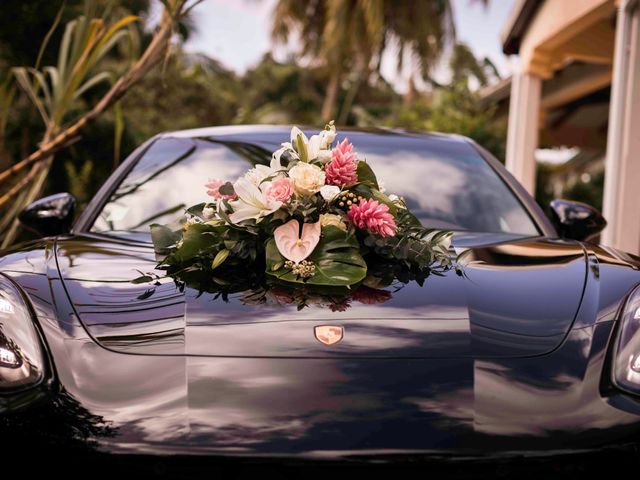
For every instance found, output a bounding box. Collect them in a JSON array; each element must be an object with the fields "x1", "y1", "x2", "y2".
[
  {"x1": 271, "y1": 0, "x2": 455, "y2": 122},
  {"x1": 448, "y1": 42, "x2": 500, "y2": 88},
  {"x1": 0, "y1": 0, "x2": 196, "y2": 247}
]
